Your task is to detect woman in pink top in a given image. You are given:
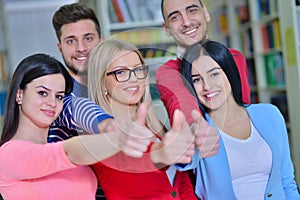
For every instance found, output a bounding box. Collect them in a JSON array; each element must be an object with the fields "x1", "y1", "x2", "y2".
[{"x1": 0, "y1": 53, "x2": 157, "y2": 200}]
